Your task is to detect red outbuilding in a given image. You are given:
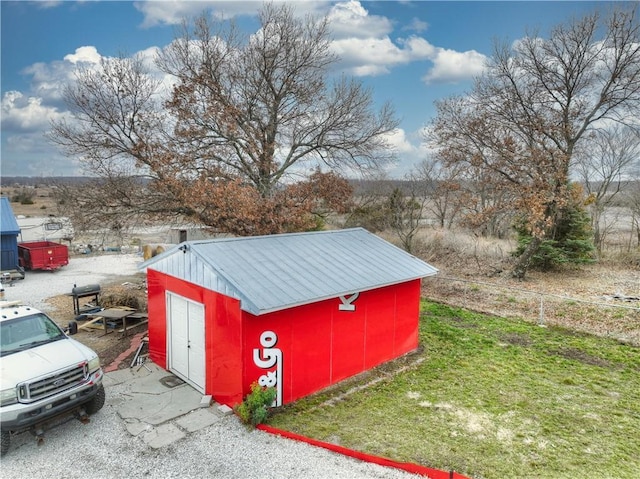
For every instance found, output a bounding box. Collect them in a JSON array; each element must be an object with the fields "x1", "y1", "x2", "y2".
[{"x1": 140, "y1": 228, "x2": 438, "y2": 407}]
